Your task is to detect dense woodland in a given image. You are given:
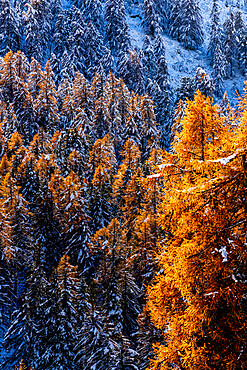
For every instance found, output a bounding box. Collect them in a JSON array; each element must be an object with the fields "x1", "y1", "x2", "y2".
[{"x1": 0, "y1": 0, "x2": 246, "y2": 370}]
